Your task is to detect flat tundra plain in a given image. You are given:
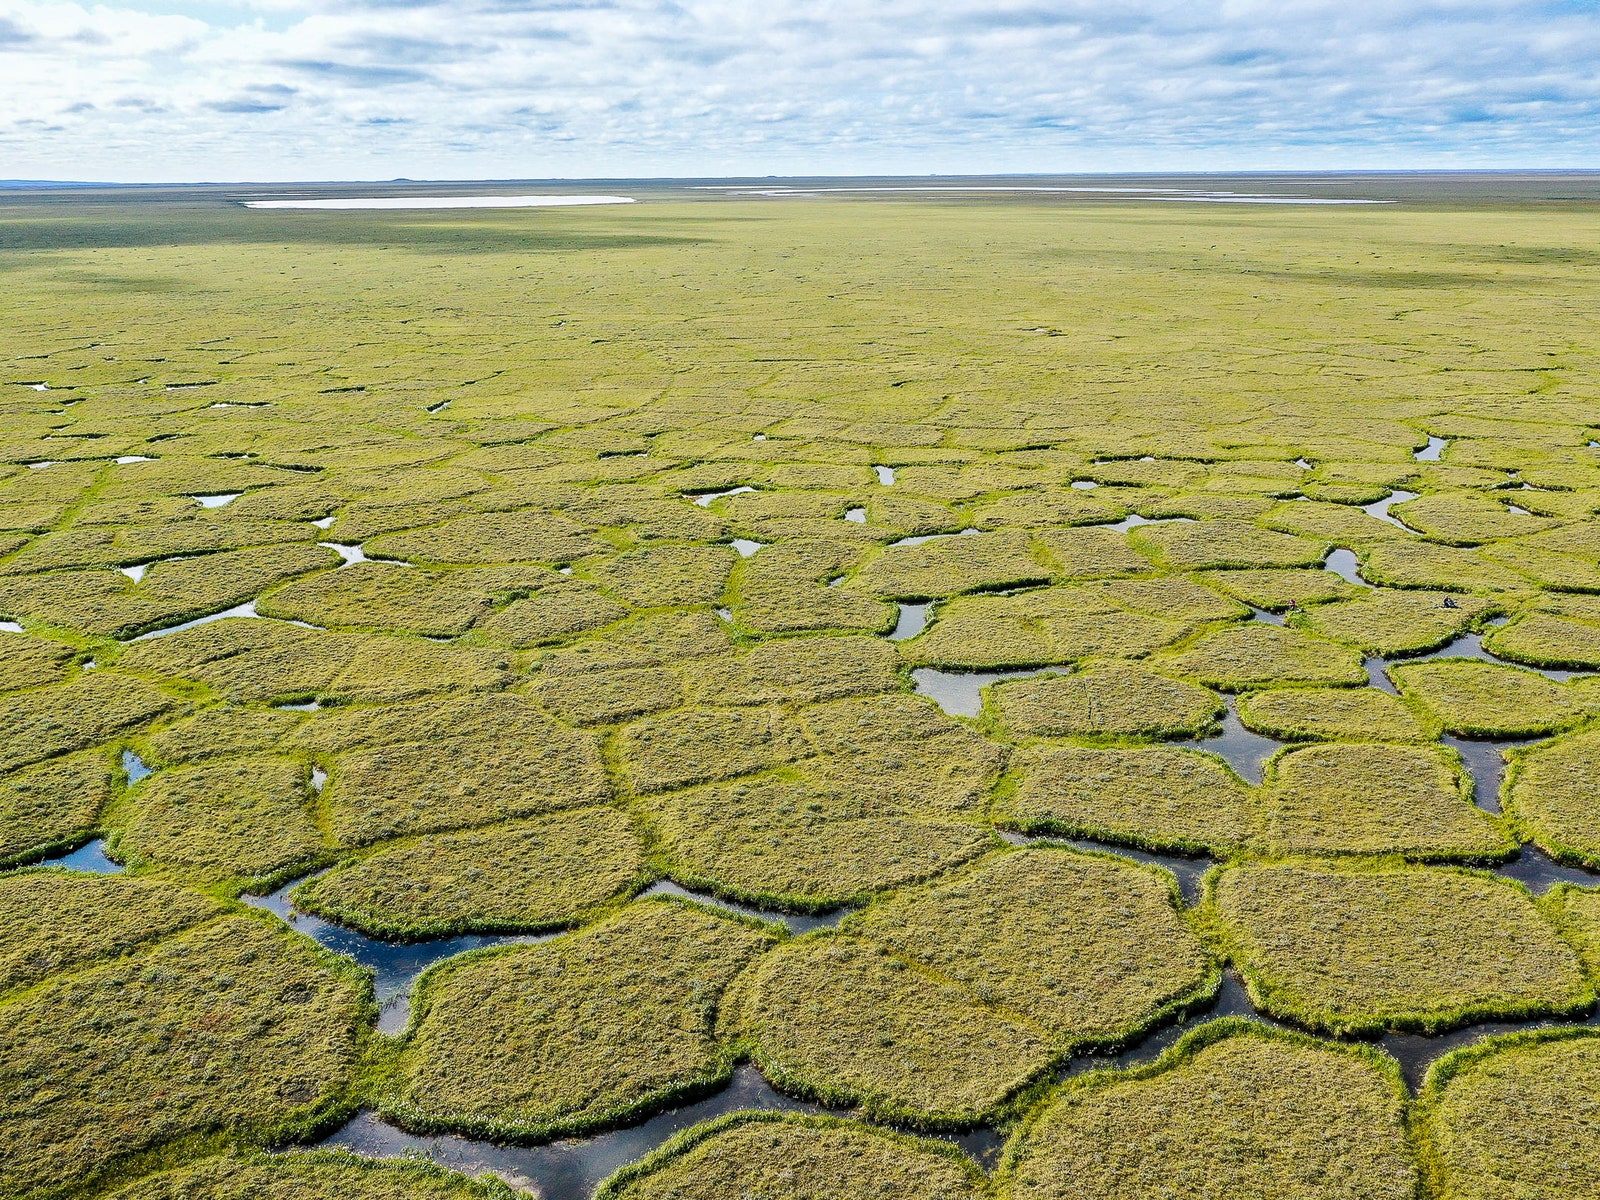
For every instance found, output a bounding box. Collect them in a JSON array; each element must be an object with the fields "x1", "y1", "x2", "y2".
[{"x1": 2, "y1": 180, "x2": 1600, "y2": 1200}]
